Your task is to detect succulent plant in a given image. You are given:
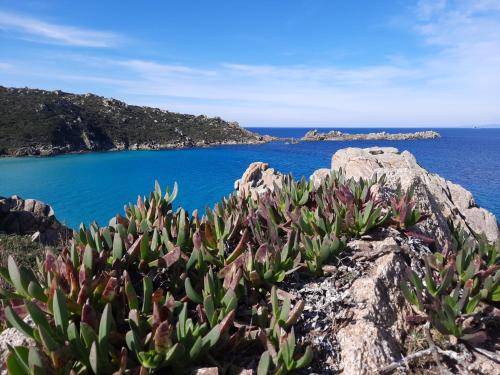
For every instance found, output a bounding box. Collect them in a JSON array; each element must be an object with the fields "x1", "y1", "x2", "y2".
[
  {"x1": 0, "y1": 171, "x2": 422, "y2": 373},
  {"x1": 401, "y1": 227, "x2": 499, "y2": 338},
  {"x1": 256, "y1": 287, "x2": 312, "y2": 374},
  {"x1": 301, "y1": 233, "x2": 344, "y2": 274},
  {"x1": 390, "y1": 186, "x2": 427, "y2": 230}
]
